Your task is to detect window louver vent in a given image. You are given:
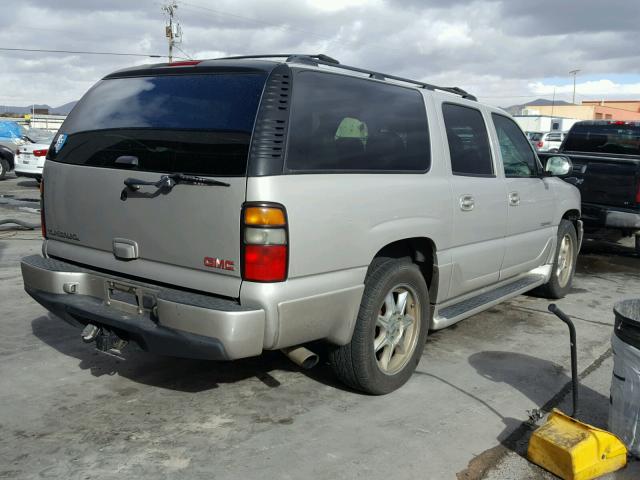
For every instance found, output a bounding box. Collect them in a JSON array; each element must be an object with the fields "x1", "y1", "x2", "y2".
[{"x1": 248, "y1": 65, "x2": 291, "y2": 176}]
